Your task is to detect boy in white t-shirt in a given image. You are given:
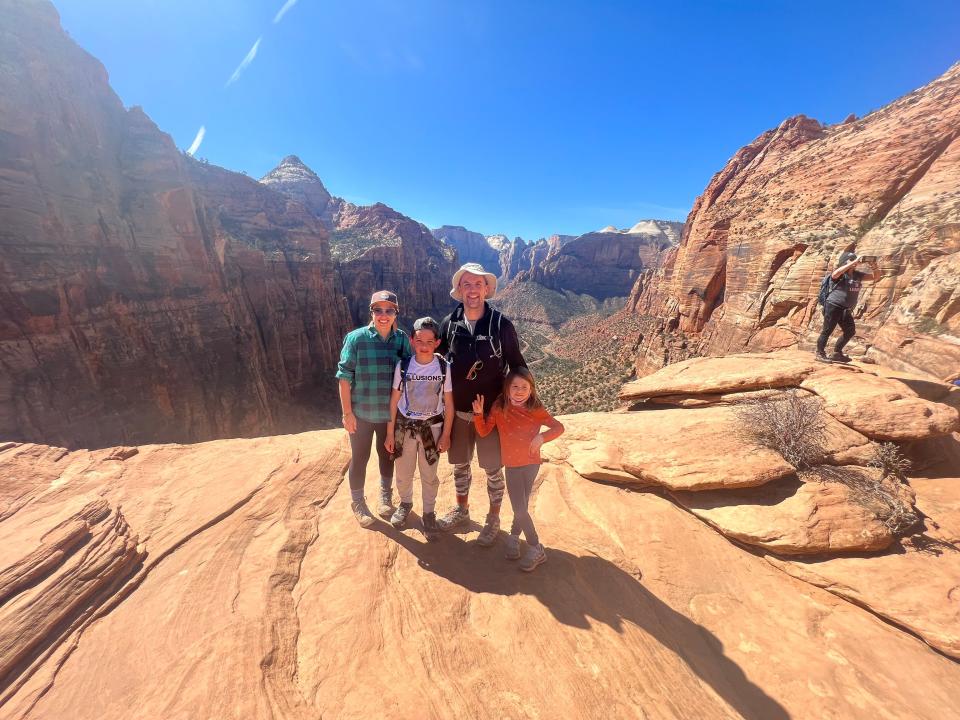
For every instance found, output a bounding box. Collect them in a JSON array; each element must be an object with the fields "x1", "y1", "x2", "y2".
[{"x1": 385, "y1": 317, "x2": 454, "y2": 539}]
